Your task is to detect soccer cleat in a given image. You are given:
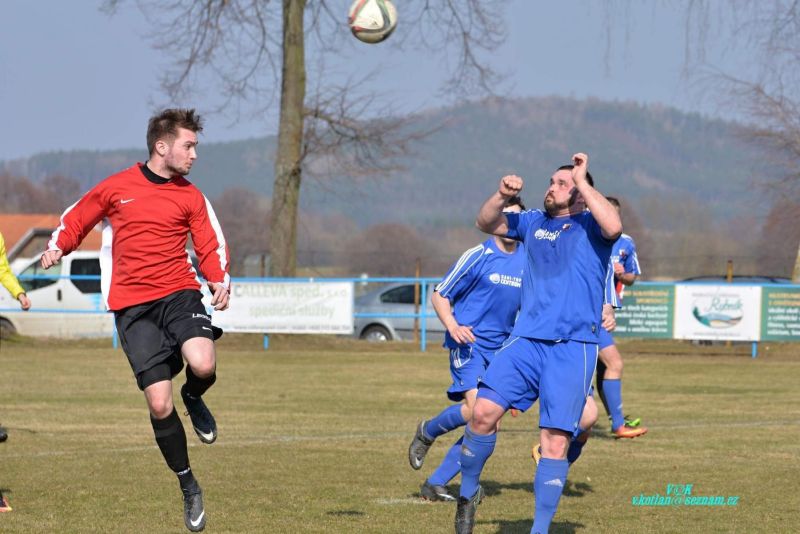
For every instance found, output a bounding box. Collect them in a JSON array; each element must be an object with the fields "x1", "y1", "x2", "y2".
[
  {"x1": 420, "y1": 481, "x2": 456, "y2": 502},
  {"x1": 613, "y1": 423, "x2": 648, "y2": 439},
  {"x1": 0, "y1": 492, "x2": 11, "y2": 512},
  {"x1": 624, "y1": 415, "x2": 642, "y2": 427},
  {"x1": 182, "y1": 485, "x2": 206, "y2": 532},
  {"x1": 181, "y1": 385, "x2": 217, "y2": 444},
  {"x1": 454, "y1": 486, "x2": 484, "y2": 534},
  {"x1": 408, "y1": 421, "x2": 434, "y2": 470},
  {"x1": 532, "y1": 442, "x2": 542, "y2": 465},
  {"x1": 0, "y1": 425, "x2": 7, "y2": 443}
]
